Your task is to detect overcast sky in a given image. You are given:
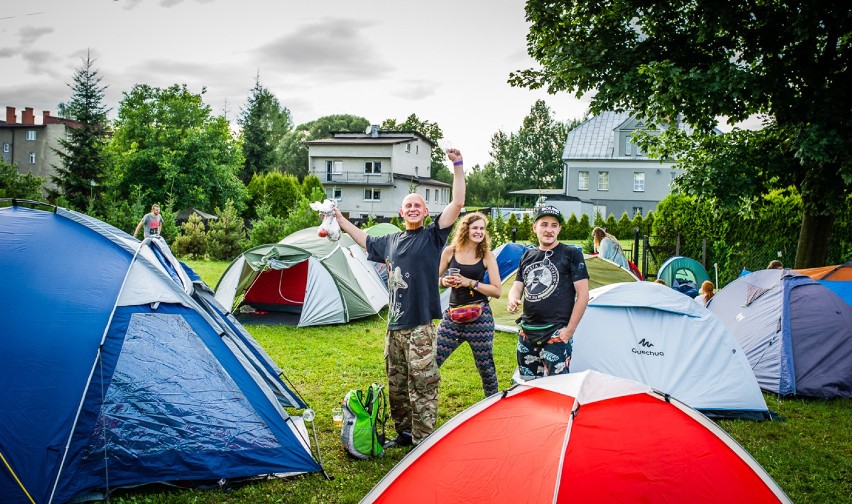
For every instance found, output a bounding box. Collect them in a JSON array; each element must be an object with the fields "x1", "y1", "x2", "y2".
[{"x1": 0, "y1": 0, "x2": 596, "y2": 169}]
